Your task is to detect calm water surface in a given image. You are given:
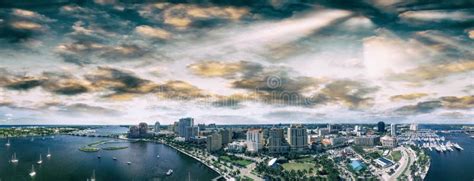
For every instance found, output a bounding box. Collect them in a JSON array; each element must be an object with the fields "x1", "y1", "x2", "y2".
[
  {"x1": 425, "y1": 133, "x2": 474, "y2": 181},
  {"x1": 0, "y1": 135, "x2": 219, "y2": 181}
]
